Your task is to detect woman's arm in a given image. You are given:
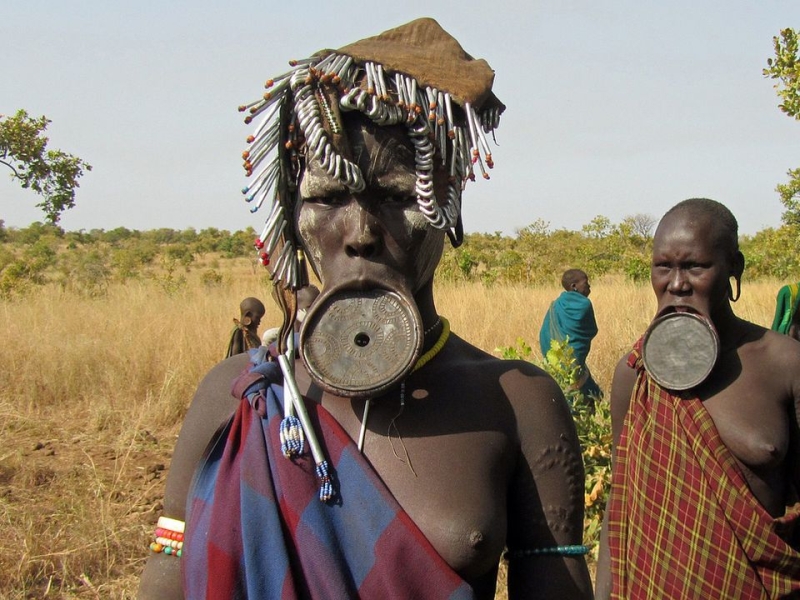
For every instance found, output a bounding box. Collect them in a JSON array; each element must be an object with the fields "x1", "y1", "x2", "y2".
[{"x1": 137, "y1": 355, "x2": 247, "y2": 599}]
